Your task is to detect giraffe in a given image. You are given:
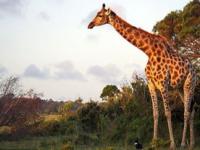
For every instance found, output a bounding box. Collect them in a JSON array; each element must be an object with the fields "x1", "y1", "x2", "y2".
[{"x1": 88, "y1": 4, "x2": 197, "y2": 150}]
